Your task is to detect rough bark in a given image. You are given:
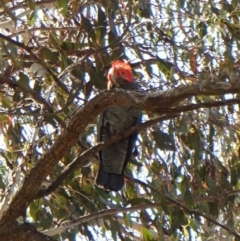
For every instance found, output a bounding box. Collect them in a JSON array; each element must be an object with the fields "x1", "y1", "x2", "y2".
[
  {"x1": 0, "y1": 222, "x2": 55, "y2": 241},
  {"x1": 1, "y1": 79, "x2": 240, "y2": 239}
]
